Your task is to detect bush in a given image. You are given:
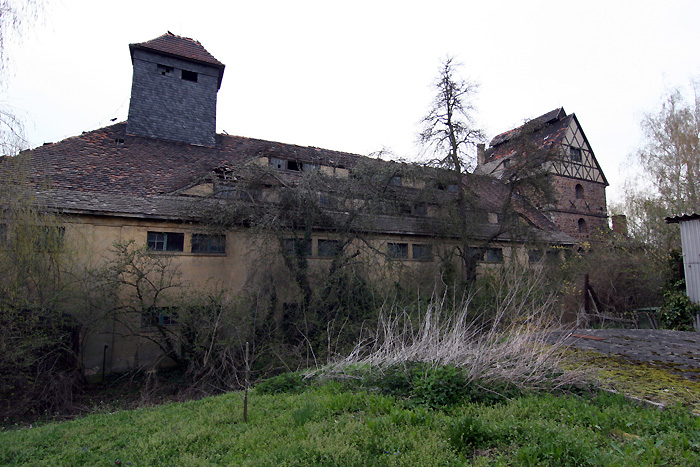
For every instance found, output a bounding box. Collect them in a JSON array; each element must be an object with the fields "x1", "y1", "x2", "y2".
[
  {"x1": 255, "y1": 371, "x2": 307, "y2": 394},
  {"x1": 658, "y1": 288, "x2": 699, "y2": 331}
]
